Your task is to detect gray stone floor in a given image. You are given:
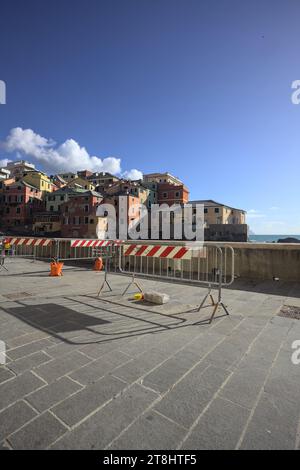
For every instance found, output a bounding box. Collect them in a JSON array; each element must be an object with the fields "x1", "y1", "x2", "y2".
[{"x1": 1, "y1": 258, "x2": 300, "y2": 450}]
